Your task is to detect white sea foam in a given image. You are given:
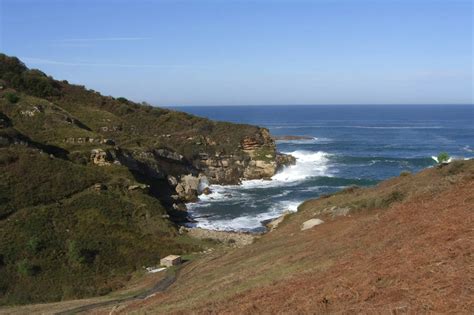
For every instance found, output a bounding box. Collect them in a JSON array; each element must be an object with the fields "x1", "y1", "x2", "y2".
[
  {"x1": 431, "y1": 156, "x2": 453, "y2": 163},
  {"x1": 198, "y1": 150, "x2": 332, "y2": 192},
  {"x1": 187, "y1": 150, "x2": 332, "y2": 231},
  {"x1": 188, "y1": 199, "x2": 304, "y2": 232},
  {"x1": 272, "y1": 150, "x2": 331, "y2": 182},
  {"x1": 463, "y1": 145, "x2": 473, "y2": 153}
]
